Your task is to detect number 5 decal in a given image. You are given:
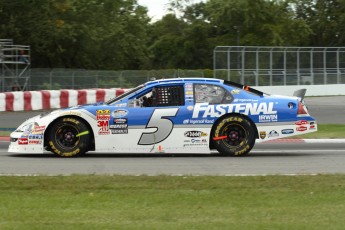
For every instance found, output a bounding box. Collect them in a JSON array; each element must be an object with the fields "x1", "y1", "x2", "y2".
[{"x1": 138, "y1": 108, "x2": 179, "y2": 145}]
